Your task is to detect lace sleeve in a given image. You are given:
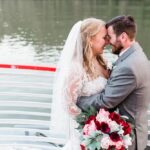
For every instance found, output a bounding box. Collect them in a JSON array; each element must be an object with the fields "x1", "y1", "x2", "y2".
[{"x1": 64, "y1": 70, "x2": 83, "y2": 116}]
